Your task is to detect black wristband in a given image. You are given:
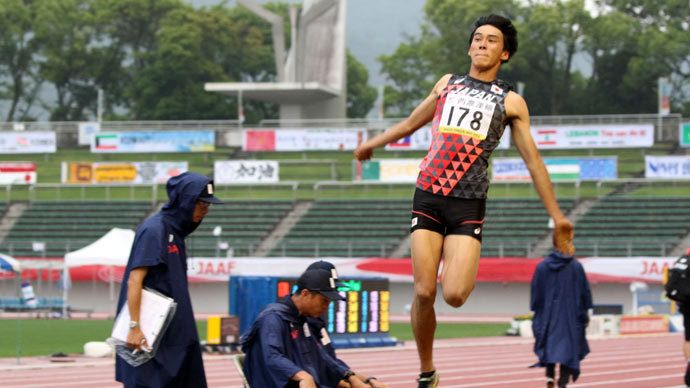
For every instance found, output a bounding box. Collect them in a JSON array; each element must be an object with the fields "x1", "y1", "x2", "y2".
[
  {"x1": 343, "y1": 370, "x2": 355, "y2": 383},
  {"x1": 365, "y1": 376, "x2": 377, "y2": 385}
]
